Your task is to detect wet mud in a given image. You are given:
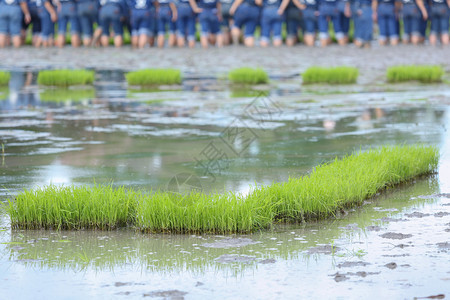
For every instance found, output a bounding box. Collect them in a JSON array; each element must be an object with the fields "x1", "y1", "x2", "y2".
[
  {"x1": 336, "y1": 261, "x2": 370, "y2": 268},
  {"x1": 201, "y1": 237, "x2": 260, "y2": 248},
  {"x1": 380, "y1": 232, "x2": 413, "y2": 240},
  {"x1": 143, "y1": 290, "x2": 187, "y2": 299},
  {"x1": 405, "y1": 212, "x2": 431, "y2": 218},
  {"x1": 215, "y1": 254, "x2": 257, "y2": 264},
  {"x1": 331, "y1": 271, "x2": 381, "y2": 282},
  {"x1": 307, "y1": 244, "x2": 341, "y2": 255}
]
